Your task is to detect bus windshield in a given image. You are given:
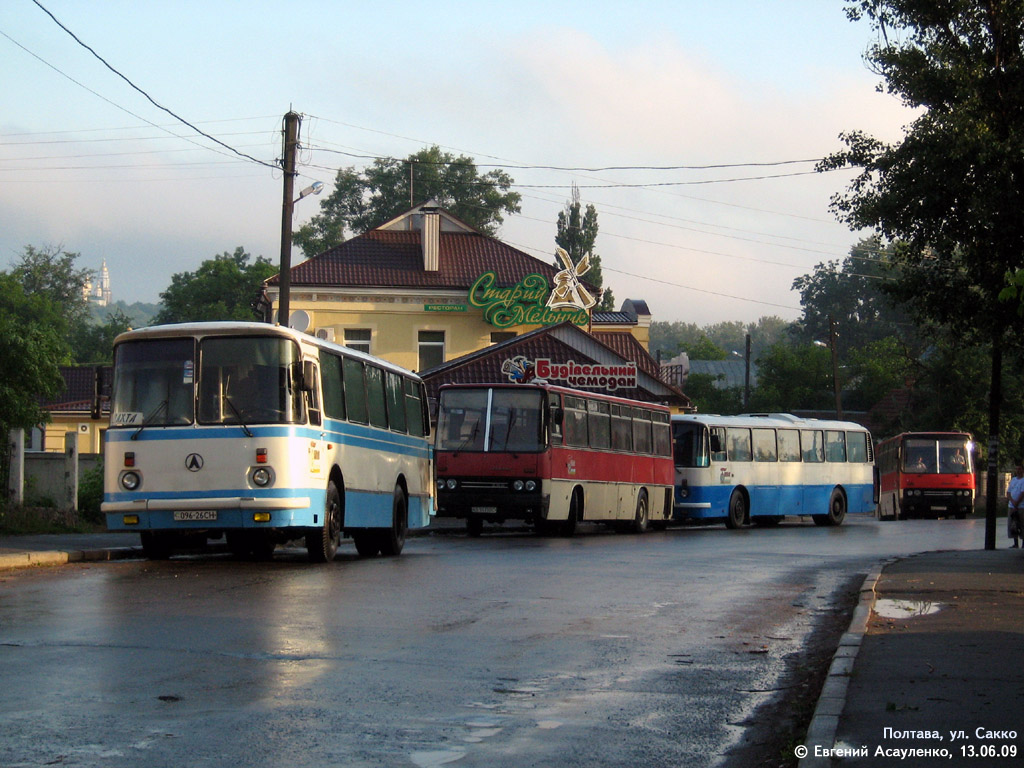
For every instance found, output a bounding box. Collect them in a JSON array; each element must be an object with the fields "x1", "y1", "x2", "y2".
[
  {"x1": 111, "y1": 338, "x2": 196, "y2": 426},
  {"x1": 198, "y1": 336, "x2": 304, "y2": 425},
  {"x1": 672, "y1": 421, "x2": 709, "y2": 467},
  {"x1": 904, "y1": 437, "x2": 972, "y2": 474},
  {"x1": 436, "y1": 388, "x2": 545, "y2": 452}
]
